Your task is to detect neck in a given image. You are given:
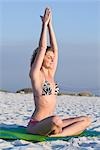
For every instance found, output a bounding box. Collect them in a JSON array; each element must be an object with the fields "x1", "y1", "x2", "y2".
[{"x1": 41, "y1": 67, "x2": 49, "y2": 78}]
